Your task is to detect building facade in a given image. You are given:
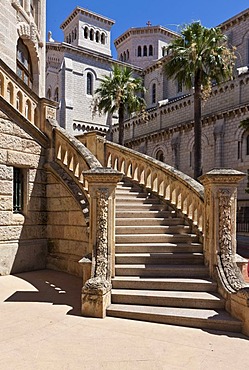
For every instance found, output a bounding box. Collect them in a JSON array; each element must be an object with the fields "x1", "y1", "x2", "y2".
[
  {"x1": 46, "y1": 6, "x2": 249, "y2": 220},
  {"x1": 0, "y1": 1, "x2": 90, "y2": 276},
  {"x1": 46, "y1": 7, "x2": 138, "y2": 136}
]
